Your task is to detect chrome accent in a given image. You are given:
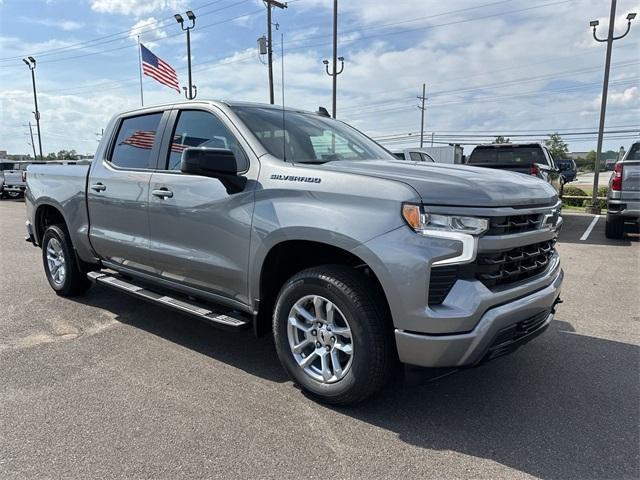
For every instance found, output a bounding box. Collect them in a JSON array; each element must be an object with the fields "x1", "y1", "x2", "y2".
[
  {"x1": 46, "y1": 238, "x2": 66, "y2": 286},
  {"x1": 287, "y1": 295, "x2": 353, "y2": 384}
]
